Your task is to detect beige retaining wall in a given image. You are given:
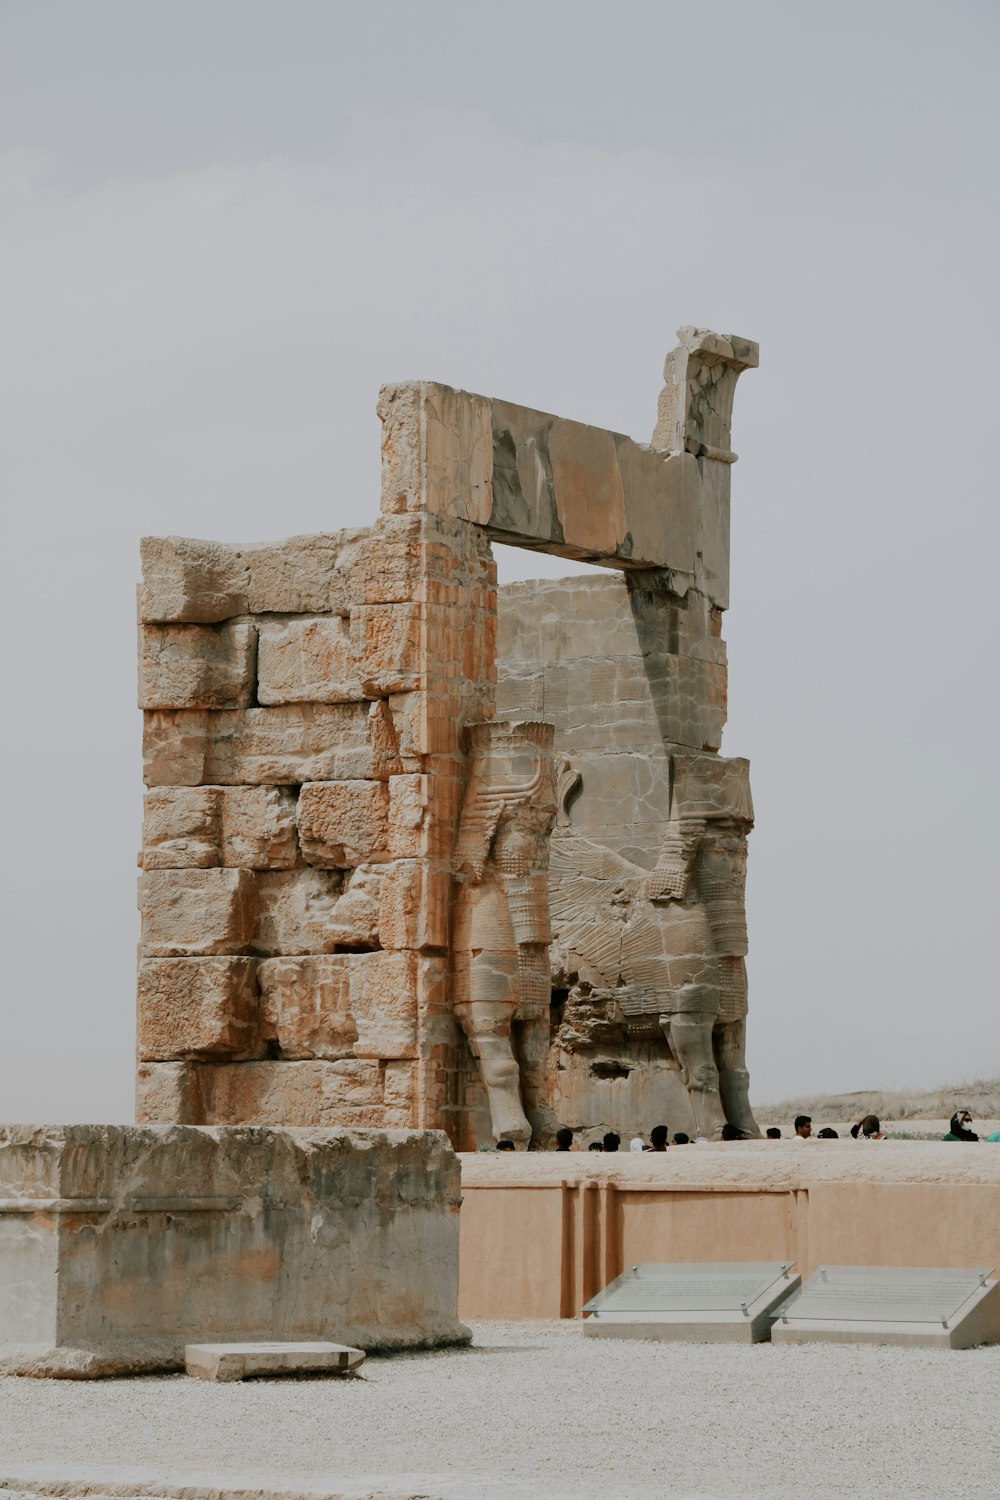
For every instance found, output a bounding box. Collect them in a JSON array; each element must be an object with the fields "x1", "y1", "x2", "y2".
[{"x1": 457, "y1": 1143, "x2": 1000, "y2": 1320}]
